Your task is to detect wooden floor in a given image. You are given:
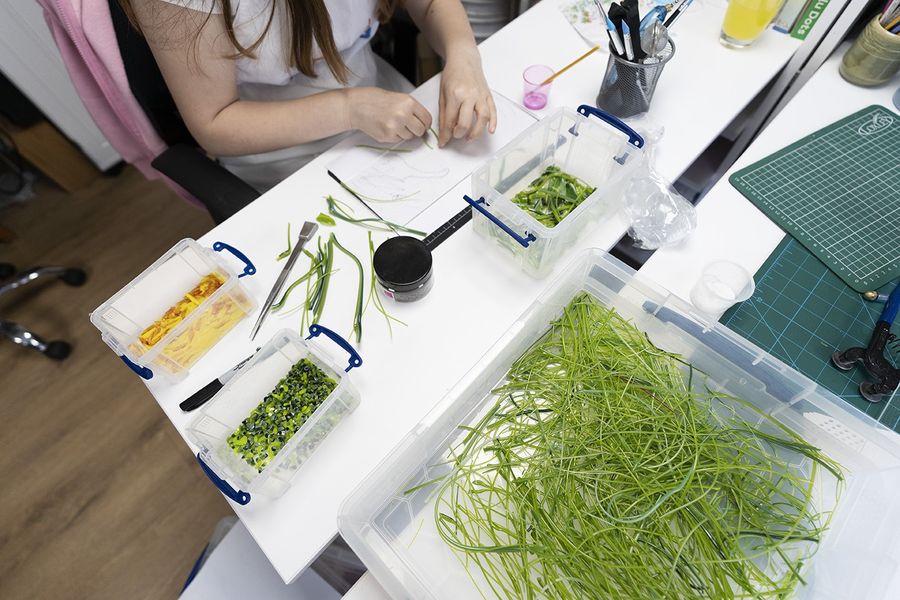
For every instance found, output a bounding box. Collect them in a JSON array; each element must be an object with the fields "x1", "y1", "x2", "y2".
[{"x1": 0, "y1": 169, "x2": 233, "y2": 599}]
